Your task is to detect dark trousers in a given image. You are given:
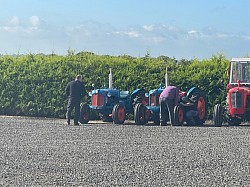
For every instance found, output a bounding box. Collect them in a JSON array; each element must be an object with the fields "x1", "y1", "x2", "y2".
[
  {"x1": 159, "y1": 97, "x2": 175, "y2": 125},
  {"x1": 66, "y1": 99, "x2": 81, "y2": 124}
]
